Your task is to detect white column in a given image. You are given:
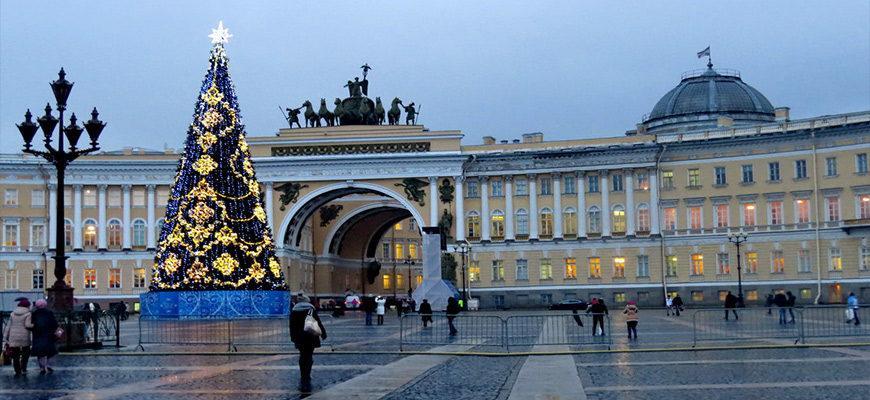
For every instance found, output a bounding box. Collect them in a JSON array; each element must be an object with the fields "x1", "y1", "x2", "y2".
[
  {"x1": 529, "y1": 174, "x2": 539, "y2": 240},
  {"x1": 600, "y1": 171, "x2": 611, "y2": 238},
  {"x1": 73, "y1": 184, "x2": 83, "y2": 250},
  {"x1": 553, "y1": 173, "x2": 563, "y2": 240},
  {"x1": 625, "y1": 170, "x2": 636, "y2": 237},
  {"x1": 122, "y1": 184, "x2": 132, "y2": 250},
  {"x1": 97, "y1": 184, "x2": 107, "y2": 250},
  {"x1": 265, "y1": 182, "x2": 274, "y2": 232},
  {"x1": 454, "y1": 176, "x2": 465, "y2": 241},
  {"x1": 577, "y1": 172, "x2": 587, "y2": 239},
  {"x1": 480, "y1": 177, "x2": 491, "y2": 242},
  {"x1": 649, "y1": 168, "x2": 661, "y2": 236},
  {"x1": 146, "y1": 184, "x2": 156, "y2": 250},
  {"x1": 505, "y1": 176, "x2": 515, "y2": 241},
  {"x1": 48, "y1": 184, "x2": 57, "y2": 250},
  {"x1": 428, "y1": 177, "x2": 438, "y2": 227}
]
